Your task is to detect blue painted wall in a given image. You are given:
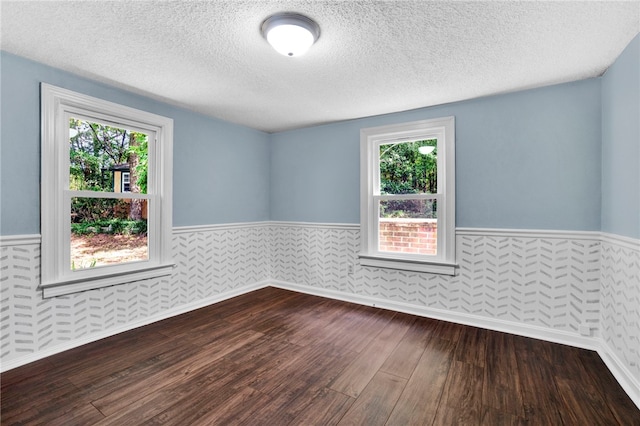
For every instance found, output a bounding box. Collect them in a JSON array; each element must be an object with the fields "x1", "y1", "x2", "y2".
[
  {"x1": 601, "y1": 34, "x2": 640, "y2": 240},
  {"x1": 0, "y1": 52, "x2": 270, "y2": 235},
  {"x1": 270, "y1": 79, "x2": 602, "y2": 230},
  {"x1": 3, "y1": 35, "x2": 637, "y2": 236}
]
